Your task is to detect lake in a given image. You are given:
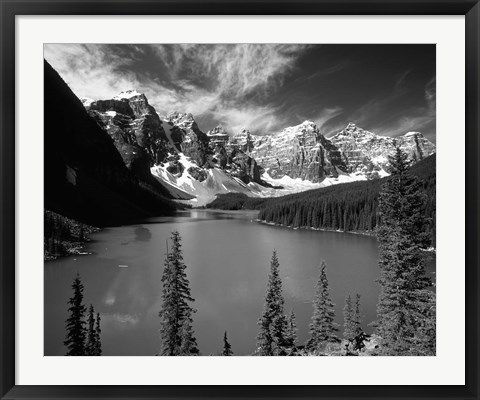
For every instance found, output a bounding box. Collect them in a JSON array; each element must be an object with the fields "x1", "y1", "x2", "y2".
[{"x1": 44, "y1": 209, "x2": 435, "y2": 356}]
